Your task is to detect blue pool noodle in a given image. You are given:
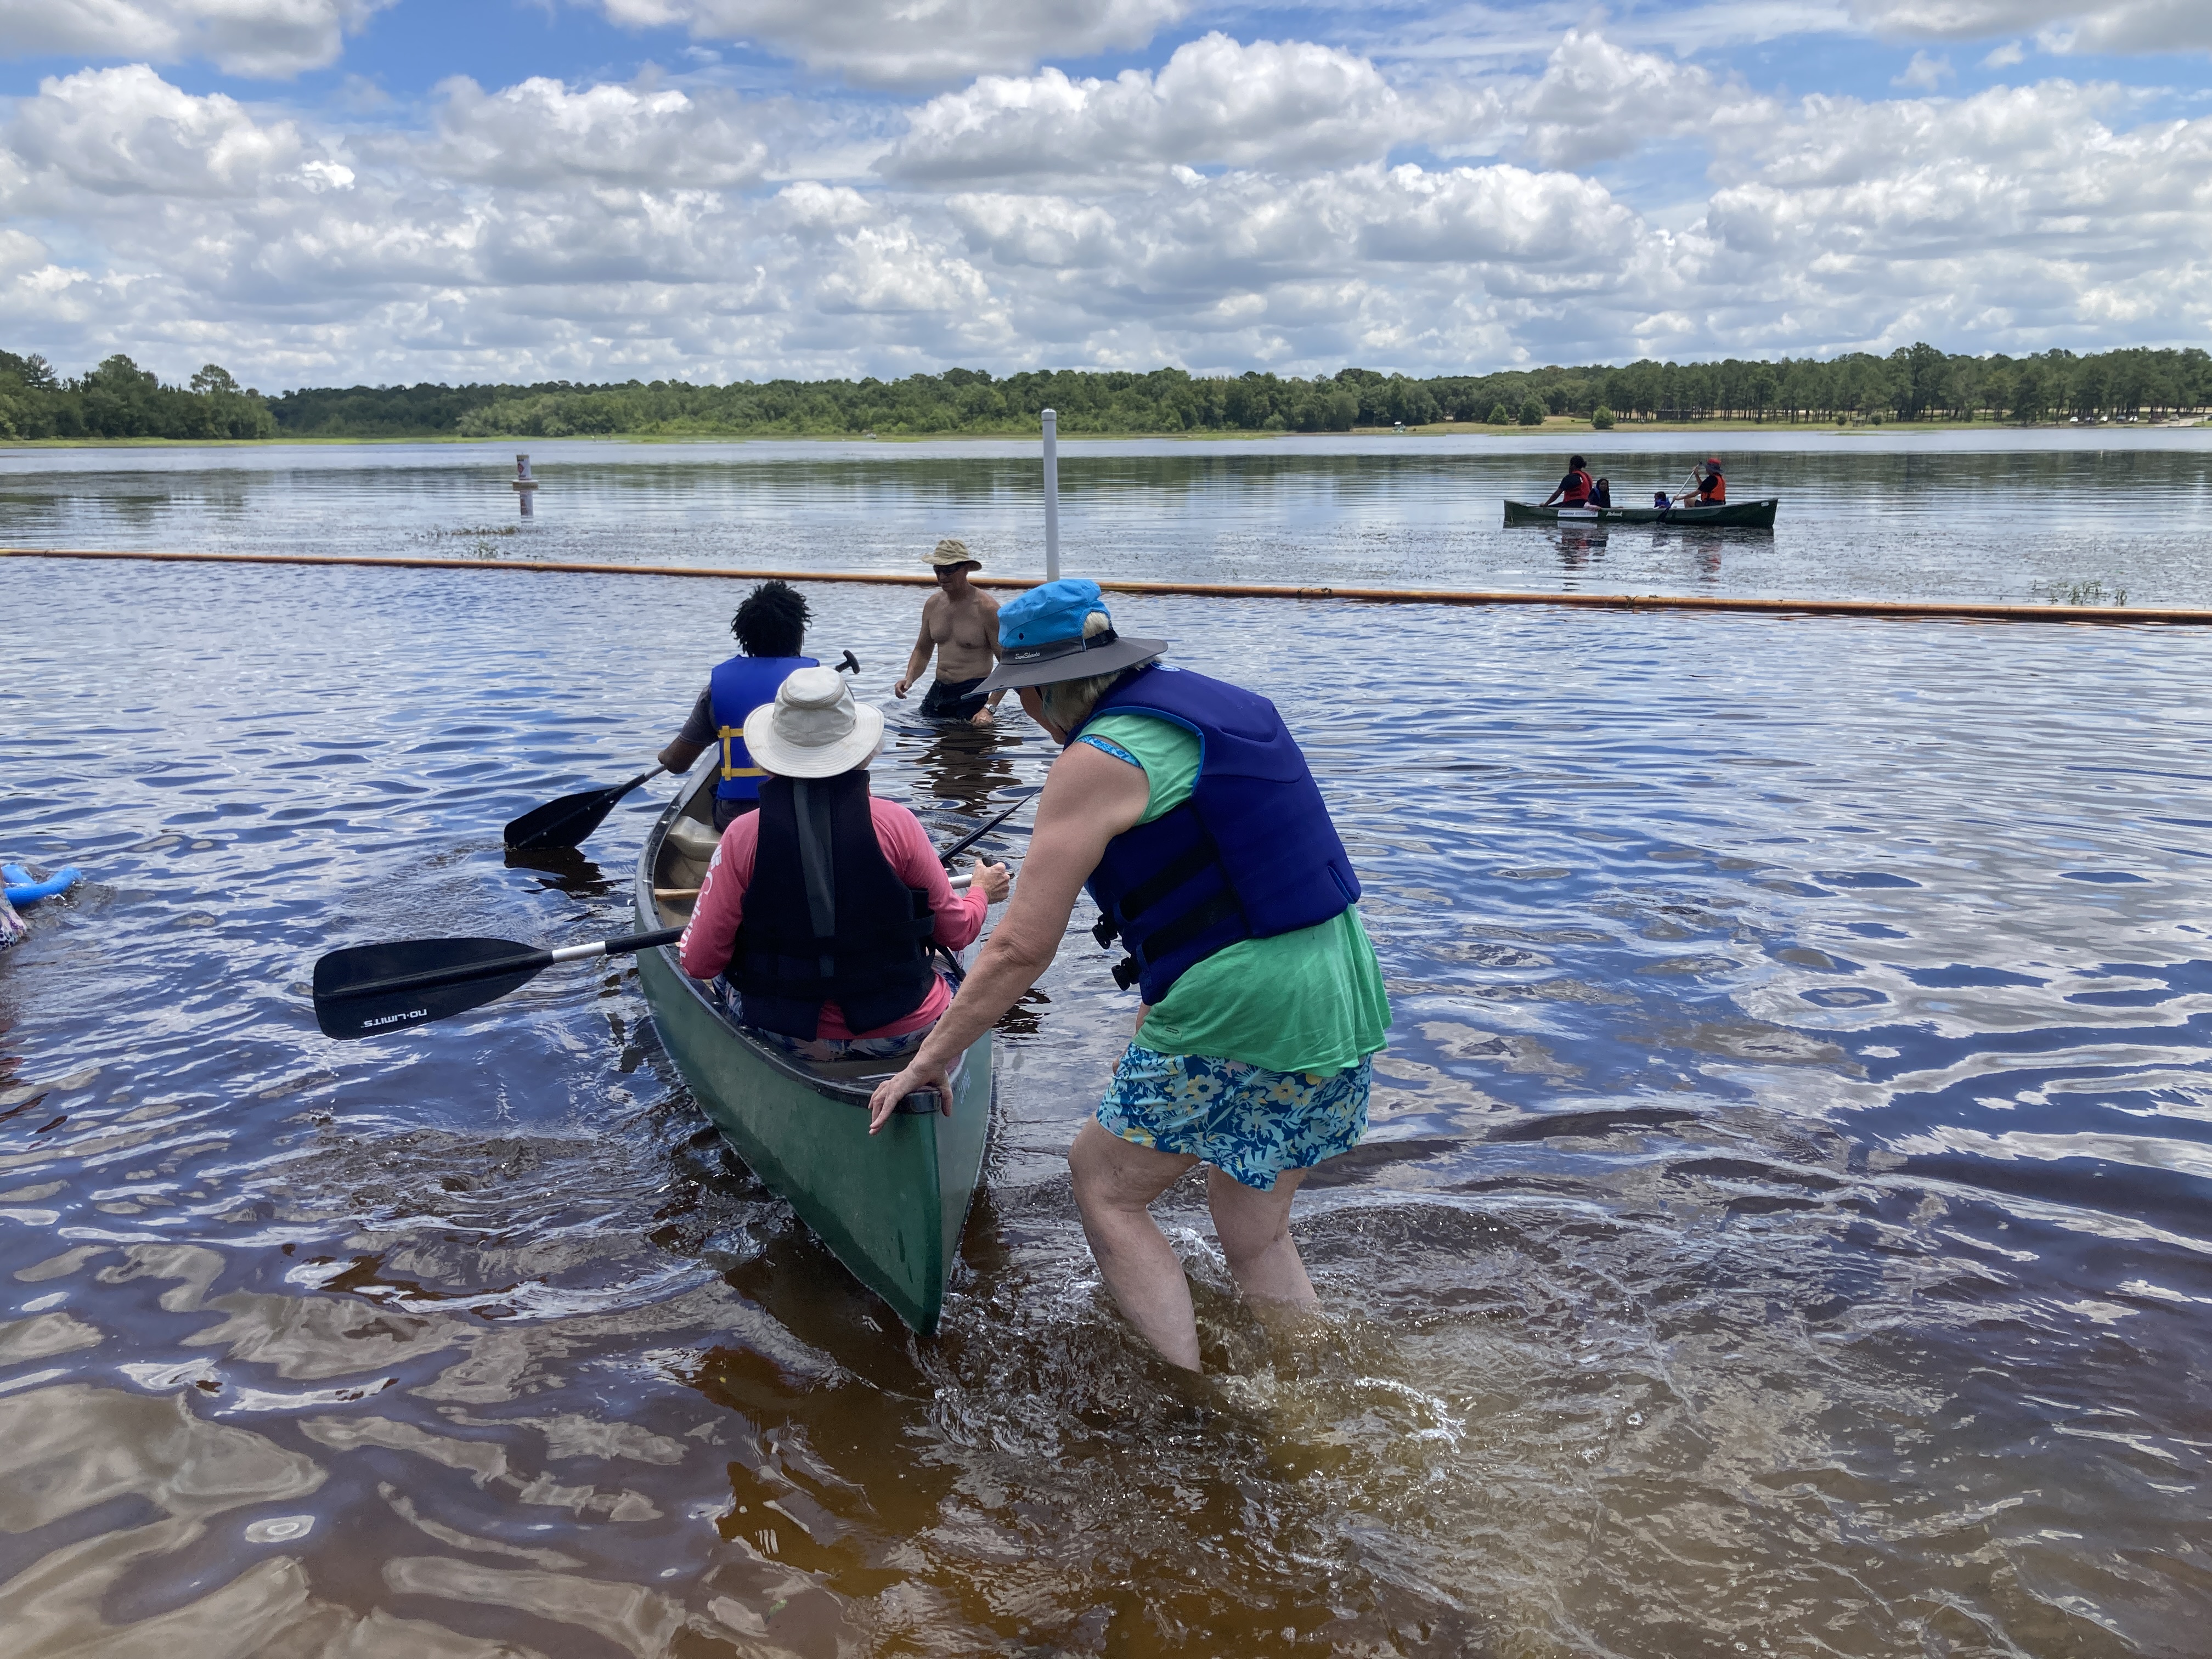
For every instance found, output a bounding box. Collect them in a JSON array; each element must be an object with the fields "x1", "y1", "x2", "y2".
[{"x1": 2, "y1": 864, "x2": 81, "y2": 904}]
